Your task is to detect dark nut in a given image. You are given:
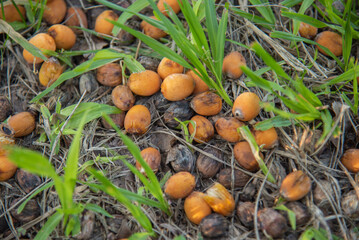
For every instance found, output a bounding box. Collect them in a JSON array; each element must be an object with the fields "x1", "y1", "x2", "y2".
[
  {"x1": 217, "y1": 168, "x2": 250, "y2": 189},
  {"x1": 11, "y1": 198, "x2": 40, "y2": 222},
  {"x1": 196, "y1": 147, "x2": 222, "y2": 178},
  {"x1": 258, "y1": 208, "x2": 287, "y2": 238},
  {"x1": 237, "y1": 201, "x2": 255, "y2": 228},
  {"x1": 15, "y1": 169, "x2": 42, "y2": 194},
  {"x1": 101, "y1": 113, "x2": 125, "y2": 129},
  {"x1": 200, "y1": 213, "x2": 228, "y2": 238},
  {"x1": 285, "y1": 201, "x2": 311, "y2": 226},
  {"x1": 163, "y1": 100, "x2": 194, "y2": 128},
  {"x1": 0, "y1": 96, "x2": 12, "y2": 122},
  {"x1": 166, "y1": 144, "x2": 195, "y2": 173}
]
